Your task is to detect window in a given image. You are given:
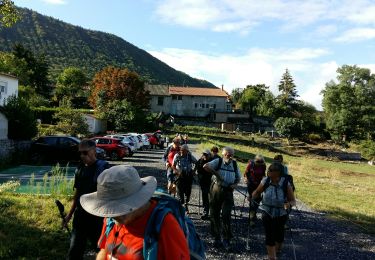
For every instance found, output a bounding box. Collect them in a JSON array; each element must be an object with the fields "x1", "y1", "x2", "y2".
[
  {"x1": 172, "y1": 95, "x2": 177, "y2": 100},
  {"x1": 178, "y1": 96, "x2": 182, "y2": 100},
  {"x1": 213, "y1": 104, "x2": 216, "y2": 109},
  {"x1": 194, "y1": 103, "x2": 198, "y2": 108},
  {"x1": 0, "y1": 81, "x2": 7, "y2": 94},
  {"x1": 200, "y1": 103, "x2": 204, "y2": 108},
  {"x1": 44, "y1": 137, "x2": 58, "y2": 146},
  {"x1": 205, "y1": 104, "x2": 209, "y2": 108},
  {"x1": 226, "y1": 104, "x2": 231, "y2": 111},
  {"x1": 157, "y1": 97, "x2": 164, "y2": 106},
  {"x1": 59, "y1": 137, "x2": 77, "y2": 147}
]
